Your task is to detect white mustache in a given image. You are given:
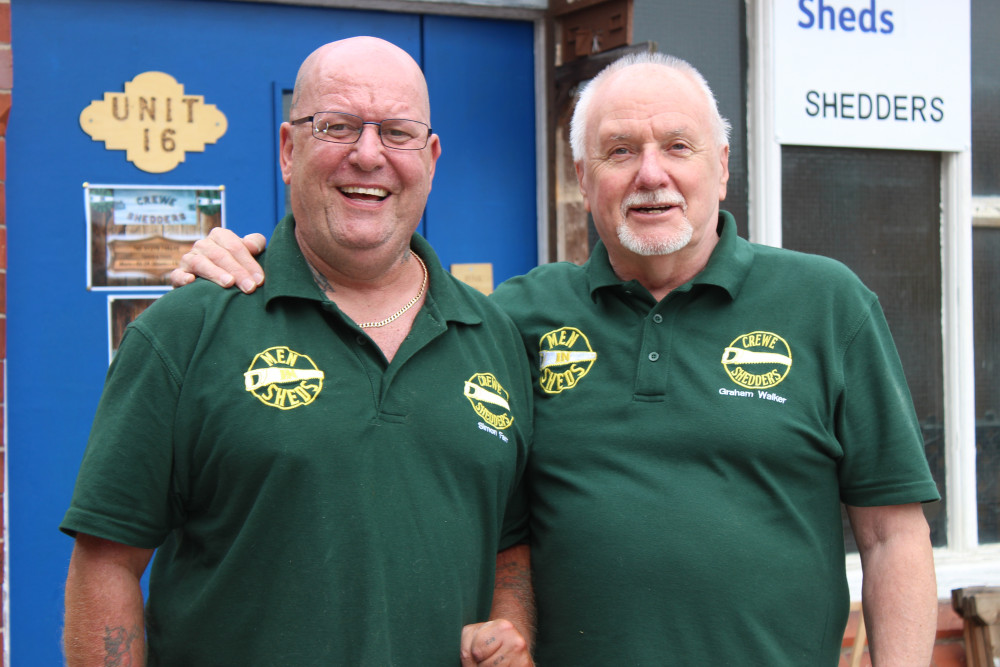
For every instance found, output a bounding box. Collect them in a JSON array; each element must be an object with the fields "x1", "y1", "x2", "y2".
[{"x1": 621, "y1": 189, "x2": 686, "y2": 215}]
